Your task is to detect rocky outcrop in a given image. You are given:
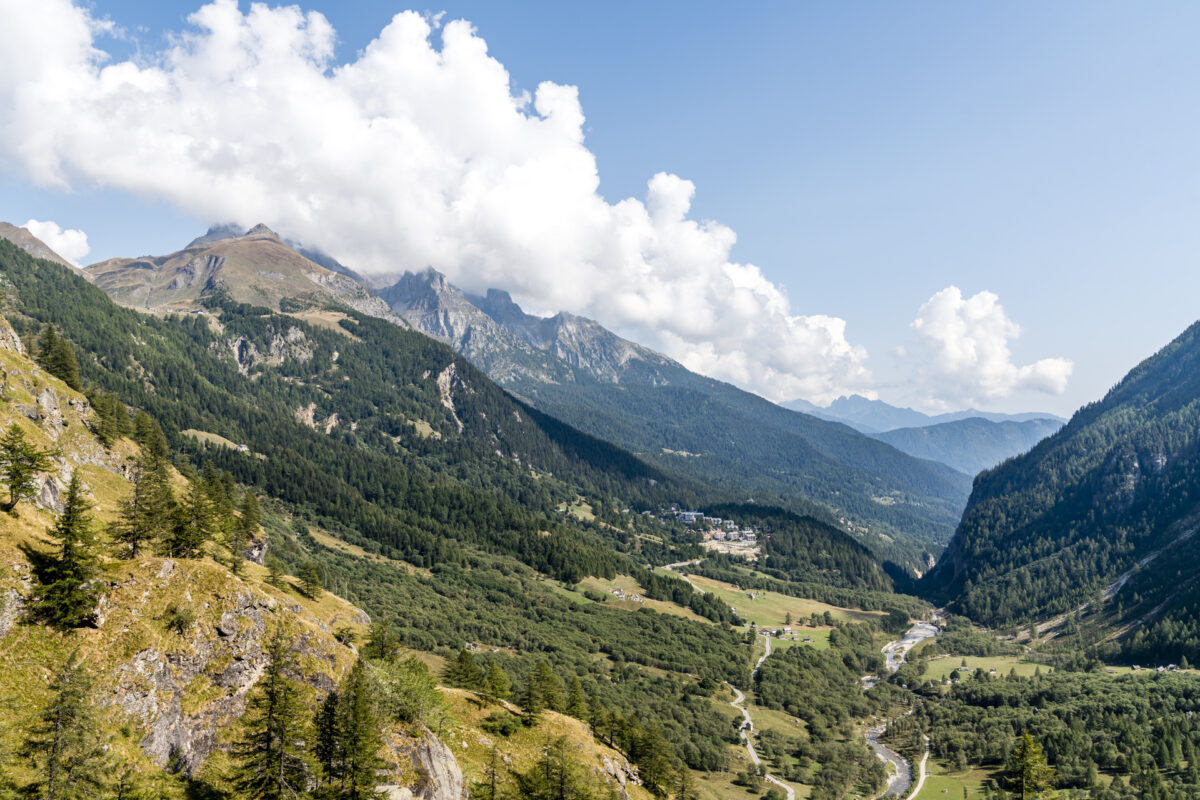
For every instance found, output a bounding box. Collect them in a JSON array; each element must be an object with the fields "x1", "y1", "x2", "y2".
[
  {"x1": 435, "y1": 365, "x2": 464, "y2": 434},
  {"x1": 379, "y1": 726, "x2": 465, "y2": 800},
  {"x1": 106, "y1": 573, "x2": 349, "y2": 774},
  {"x1": 225, "y1": 326, "x2": 312, "y2": 376},
  {"x1": 243, "y1": 533, "x2": 269, "y2": 566},
  {"x1": 408, "y1": 727, "x2": 465, "y2": 800},
  {"x1": 601, "y1": 755, "x2": 641, "y2": 798},
  {"x1": 0, "y1": 317, "x2": 24, "y2": 354}
]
